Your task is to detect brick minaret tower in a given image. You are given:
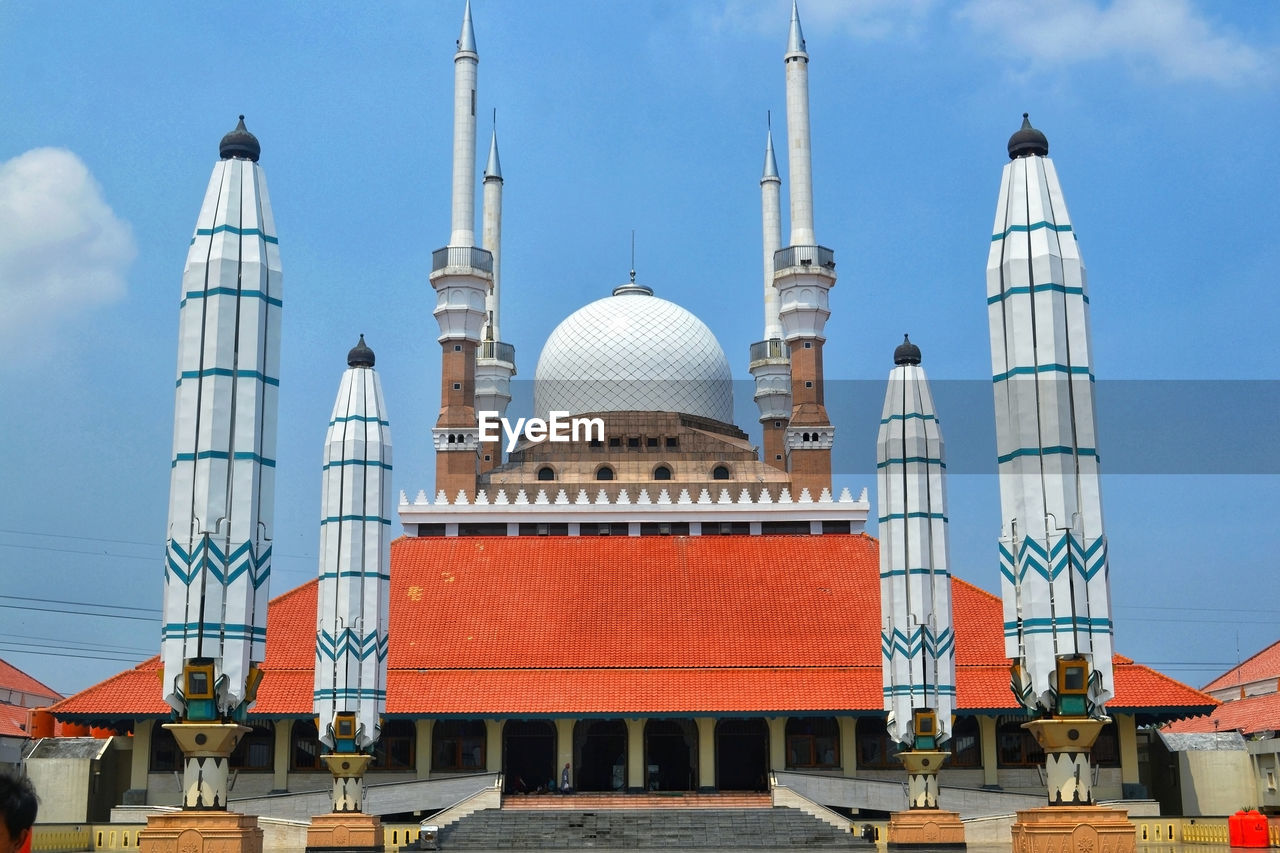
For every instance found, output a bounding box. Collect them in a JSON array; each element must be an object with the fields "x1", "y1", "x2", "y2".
[
  {"x1": 430, "y1": 0, "x2": 491, "y2": 498},
  {"x1": 774, "y1": 1, "x2": 836, "y2": 496},
  {"x1": 749, "y1": 122, "x2": 791, "y2": 472}
]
